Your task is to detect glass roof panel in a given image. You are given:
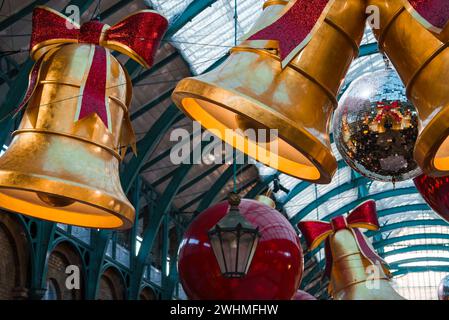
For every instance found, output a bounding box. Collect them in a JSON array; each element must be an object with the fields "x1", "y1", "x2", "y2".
[
  {"x1": 169, "y1": 0, "x2": 264, "y2": 74},
  {"x1": 146, "y1": 0, "x2": 197, "y2": 22}
]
